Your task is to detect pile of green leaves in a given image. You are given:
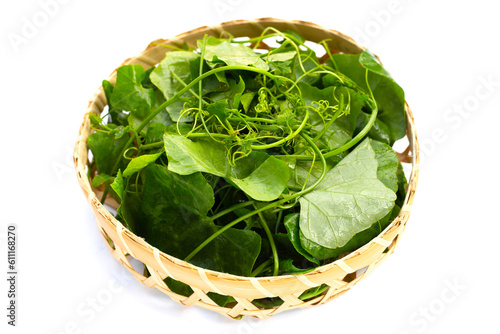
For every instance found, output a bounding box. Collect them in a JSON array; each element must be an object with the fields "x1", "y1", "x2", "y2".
[{"x1": 88, "y1": 28, "x2": 408, "y2": 307}]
